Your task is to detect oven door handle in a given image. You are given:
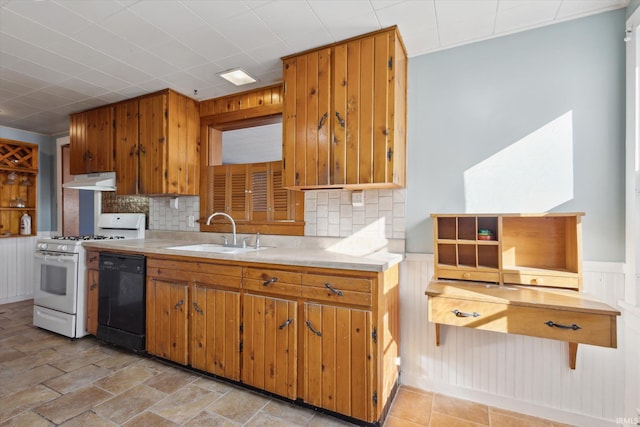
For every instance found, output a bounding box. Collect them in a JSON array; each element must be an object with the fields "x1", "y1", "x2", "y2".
[{"x1": 34, "y1": 252, "x2": 76, "y2": 263}]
